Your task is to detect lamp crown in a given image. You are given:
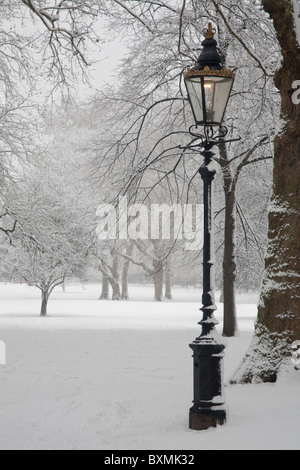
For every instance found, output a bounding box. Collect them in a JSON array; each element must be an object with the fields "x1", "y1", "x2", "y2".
[{"x1": 204, "y1": 23, "x2": 216, "y2": 40}]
